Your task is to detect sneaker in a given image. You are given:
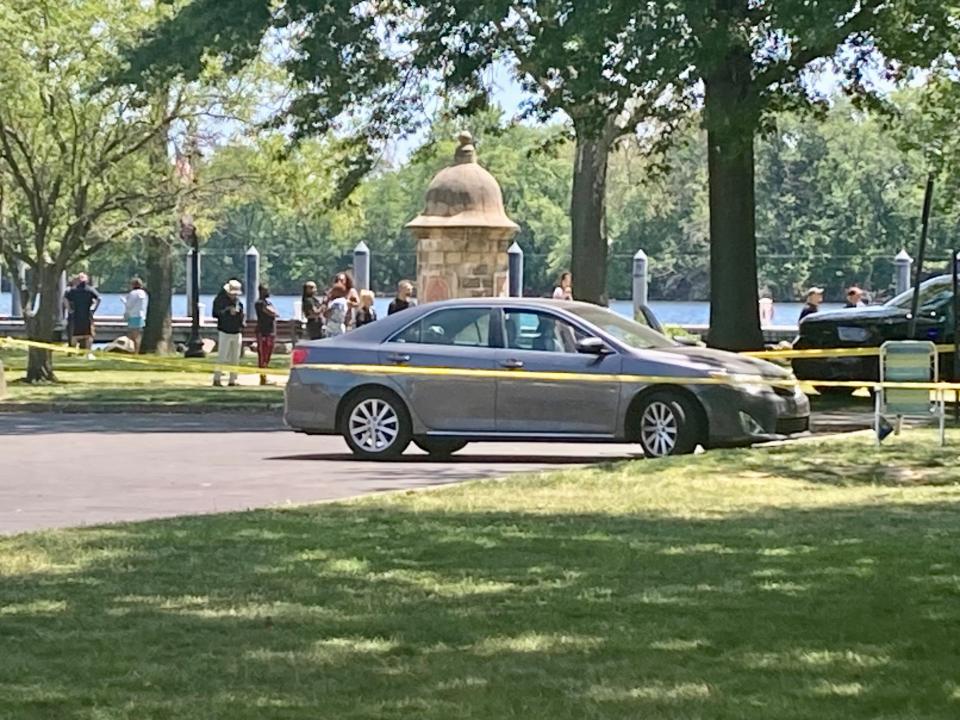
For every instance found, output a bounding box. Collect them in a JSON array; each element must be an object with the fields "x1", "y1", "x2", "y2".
[
  {"x1": 85, "y1": 353, "x2": 96, "y2": 360},
  {"x1": 877, "y1": 415, "x2": 894, "y2": 443},
  {"x1": 228, "y1": 382, "x2": 239, "y2": 387}
]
